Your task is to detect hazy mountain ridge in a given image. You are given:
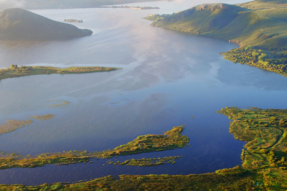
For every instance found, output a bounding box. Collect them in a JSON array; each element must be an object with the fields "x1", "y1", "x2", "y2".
[
  {"x1": 22, "y1": 0, "x2": 163, "y2": 9},
  {"x1": 0, "y1": 8, "x2": 93, "y2": 41},
  {"x1": 148, "y1": 1, "x2": 287, "y2": 49}
]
